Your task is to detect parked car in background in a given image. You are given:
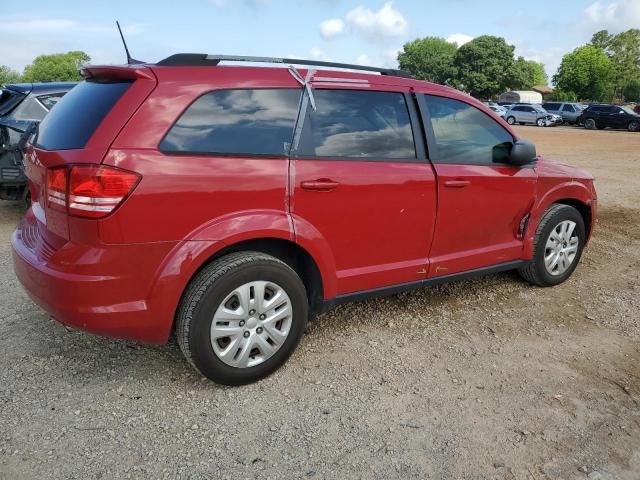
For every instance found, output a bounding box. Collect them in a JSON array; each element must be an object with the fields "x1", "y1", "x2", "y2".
[
  {"x1": 542, "y1": 102, "x2": 584, "y2": 124},
  {"x1": 12, "y1": 54, "x2": 596, "y2": 385},
  {"x1": 505, "y1": 104, "x2": 560, "y2": 127},
  {"x1": 0, "y1": 82, "x2": 76, "y2": 202},
  {"x1": 488, "y1": 105, "x2": 507, "y2": 118},
  {"x1": 578, "y1": 104, "x2": 640, "y2": 132}
]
